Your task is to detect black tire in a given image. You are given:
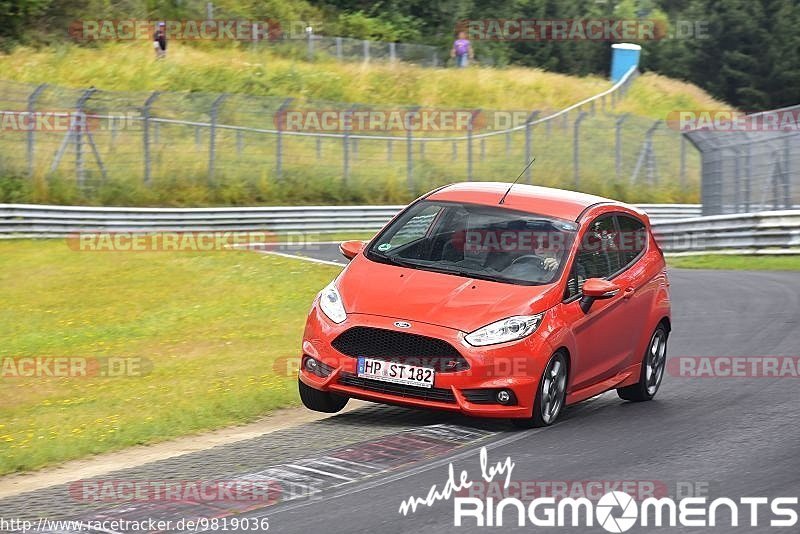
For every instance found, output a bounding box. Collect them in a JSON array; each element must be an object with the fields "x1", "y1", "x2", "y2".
[
  {"x1": 299, "y1": 379, "x2": 349, "y2": 413},
  {"x1": 617, "y1": 324, "x2": 668, "y2": 402},
  {"x1": 512, "y1": 351, "x2": 568, "y2": 429}
]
